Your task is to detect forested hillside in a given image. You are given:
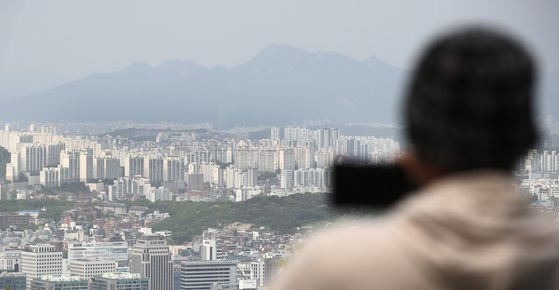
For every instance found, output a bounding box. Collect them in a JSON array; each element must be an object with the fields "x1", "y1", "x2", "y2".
[{"x1": 131, "y1": 193, "x2": 339, "y2": 243}]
